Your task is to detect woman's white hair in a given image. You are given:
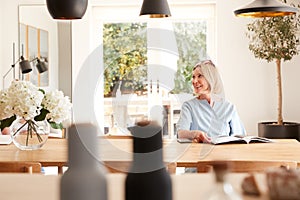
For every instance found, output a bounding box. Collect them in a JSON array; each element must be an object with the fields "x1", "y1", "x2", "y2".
[{"x1": 193, "y1": 60, "x2": 225, "y2": 101}]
